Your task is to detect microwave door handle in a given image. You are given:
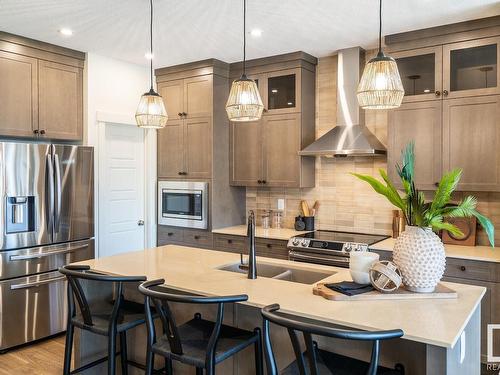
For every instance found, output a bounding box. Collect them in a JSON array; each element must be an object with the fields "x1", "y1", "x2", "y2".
[
  {"x1": 46, "y1": 153, "x2": 54, "y2": 233},
  {"x1": 53, "y1": 153, "x2": 62, "y2": 233}
]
